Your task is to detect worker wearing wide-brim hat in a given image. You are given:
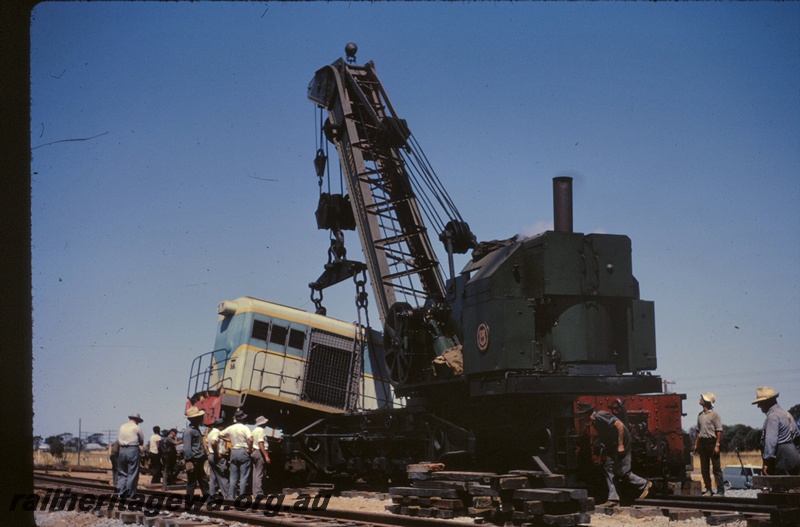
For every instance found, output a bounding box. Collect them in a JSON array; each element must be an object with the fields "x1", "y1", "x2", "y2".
[
  {"x1": 752, "y1": 387, "x2": 800, "y2": 475},
  {"x1": 250, "y1": 416, "x2": 271, "y2": 497},
  {"x1": 183, "y1": 407, "x2": 209, "y2": 498},
  {"x1": 692, "y1": 392, "x2": 724, "y2": 495},
  {"x1": 117, "y1": 412, "x2": 145, "y2": 498}
]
